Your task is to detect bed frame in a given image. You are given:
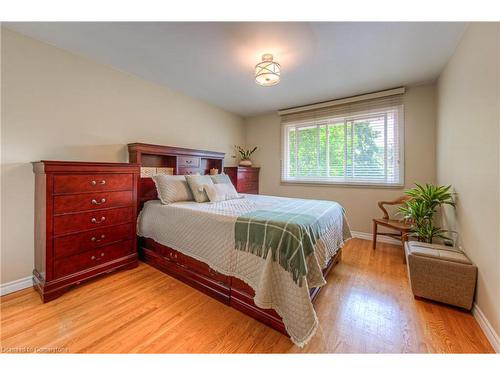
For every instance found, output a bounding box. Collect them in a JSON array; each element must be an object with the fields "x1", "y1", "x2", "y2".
[{"x1": 128, "y1": 142, "x2": 342, "y2": 335}]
